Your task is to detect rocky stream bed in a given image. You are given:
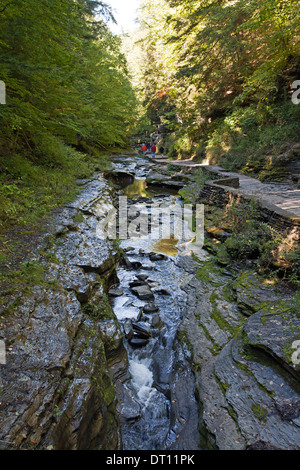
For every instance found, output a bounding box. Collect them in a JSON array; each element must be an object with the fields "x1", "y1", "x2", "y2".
[{"x1": 0, "y1": 152, "x2": 300, "y2": 450}]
